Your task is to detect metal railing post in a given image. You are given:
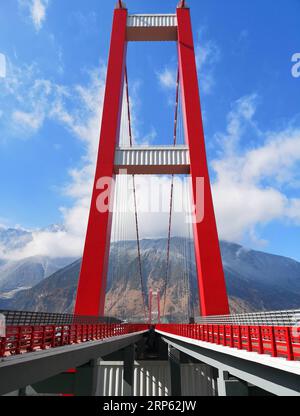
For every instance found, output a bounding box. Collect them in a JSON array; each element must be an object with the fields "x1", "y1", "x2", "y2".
[
  {"x1": 285, "y1": 327, "x2": 294, "y2": 361},
  {"x1": 257, "y1": 326, "x2": 264, "y2": 354},
  {"x1": 270, "y1": 326, "x2": 277, "y2": 357}
]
